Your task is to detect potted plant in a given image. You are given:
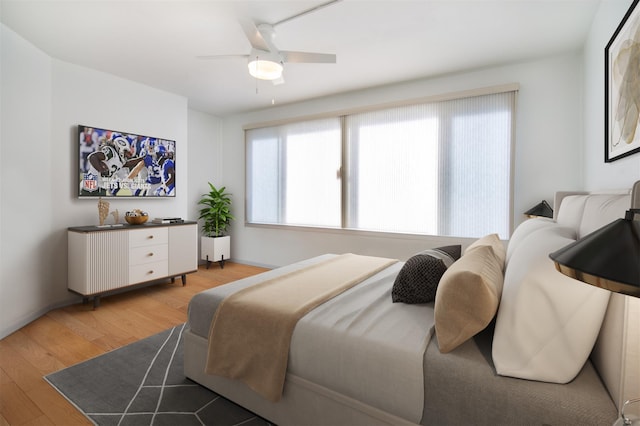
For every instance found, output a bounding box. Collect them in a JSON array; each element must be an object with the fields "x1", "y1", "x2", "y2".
[{"x1": 198, "y1": 182, "x2": 235, "y2": 268}]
